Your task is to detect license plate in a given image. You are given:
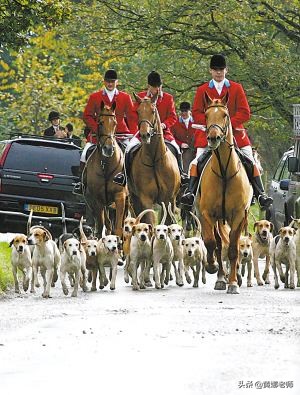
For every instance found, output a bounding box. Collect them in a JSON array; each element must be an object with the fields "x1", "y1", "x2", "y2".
[{"x1": 24, "y1": 204, "x2": 59, "y2": 215}]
